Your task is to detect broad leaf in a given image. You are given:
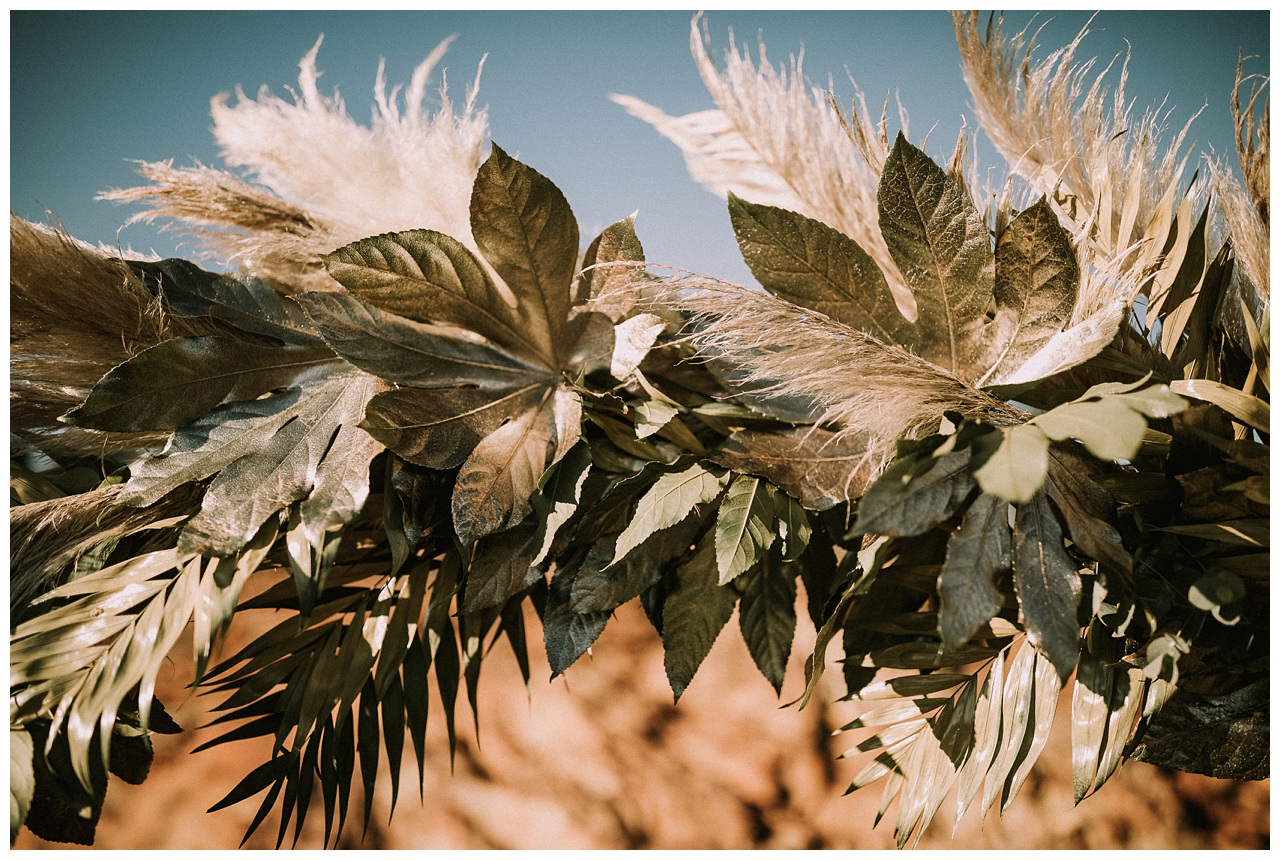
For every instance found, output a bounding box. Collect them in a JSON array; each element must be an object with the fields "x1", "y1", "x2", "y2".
[
  {"x1": 178, "y1": 373, "x2": 378, "y2": 556},
  {"x1": 878, "y1": 133, "x2": 994, "y2": 377},
  {"x1": 736, "y1": 549, "x2": 796, "y2": 694},
  {"x1": 729, "y1": 193, "x2": 913, "y2": 347},
  {"x1": 304, "y1": 148, "x2": 624, "y2": 545},
  {"x1": 853, "y1": 449, "x2": 975, "y2": 538},
  {"x1": 543, "y1": 574, "x2": 608, "y2": 679},
  {"x1": 1126, "y1": 679, "x2": 1269, "y2": 780},
  {"x1": 612, "y1": 462, "x2": 730, "y2": 564},
  {"x1": 64, "y1": 336, "x2": 338, "y2": 432},
  {"x1": 661, "y1": 538, "x2": 740, "y2": 701},
  {"x1": 978, "y1": 198, "x2": 1079, "y2": 385},
  {"x1": 470, "y1": 143, "x2": 580, "y2": 367},
  {"x1": 1045, "y1": 447, "x2": 1132, "y2": 574},
  {"x1": 1012, "y1": 491, "x2": 1082, "y2": 680},
  {"x1": 580, "y1": 214, "x2": 646, "y2": 319},
  {"x1": 10, "y1": 729, "x2": 34, "y2": 843},
  {"x1": 715, "y1": 475, "x2": 777, "y2": 585},
  {"x1": 938, "y1": 492, "x2": 1011, "y2": 647}
]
